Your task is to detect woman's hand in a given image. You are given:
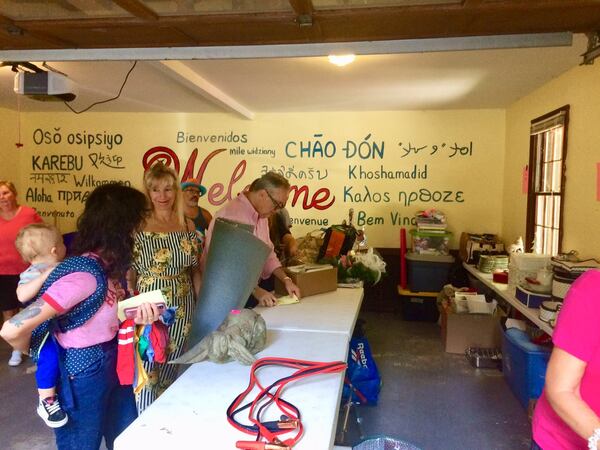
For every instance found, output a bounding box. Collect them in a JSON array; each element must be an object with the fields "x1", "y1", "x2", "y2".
[
  {"x1": 133, "y1": 302, "x2": 161, "y2": 325},
  {"x1": 254, "y1": 287, "x2": 277, "y2": 307}
]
